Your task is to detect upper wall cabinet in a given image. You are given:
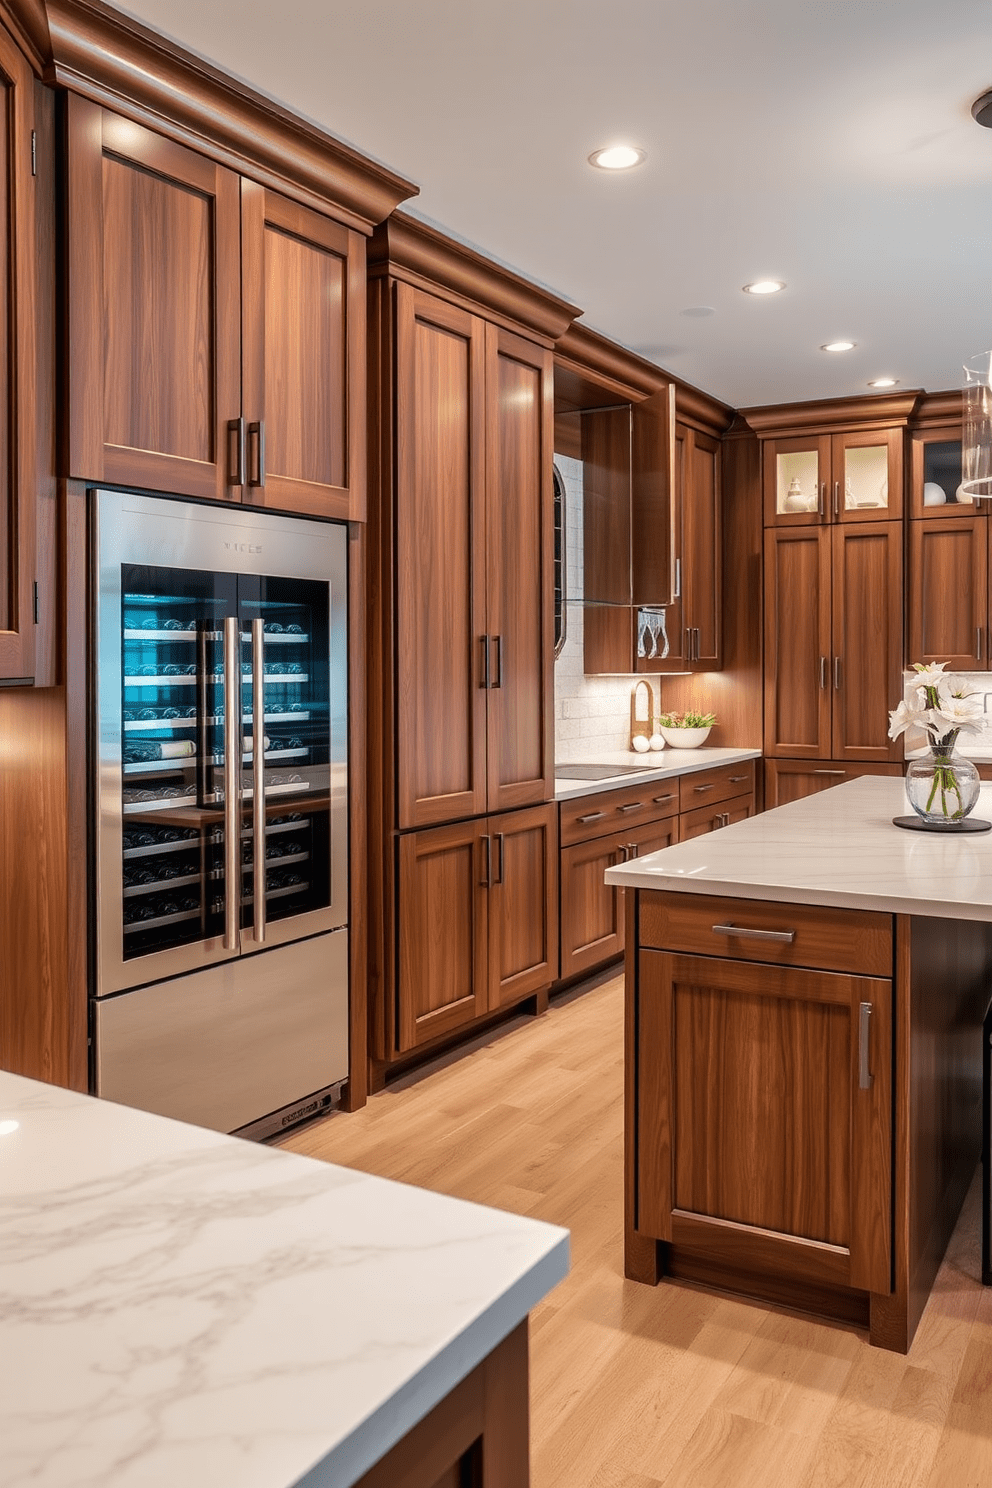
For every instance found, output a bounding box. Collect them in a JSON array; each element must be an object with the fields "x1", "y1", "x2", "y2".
[
  {"x1": 744, "y1": 393, "x2": 920, "y2": 529},
  {"x1": 66, "y1": 102, "x2": 366, "y2": 520},
  {"x1": 0, "y1": 21, "x2": 37, "y2": 683}
]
